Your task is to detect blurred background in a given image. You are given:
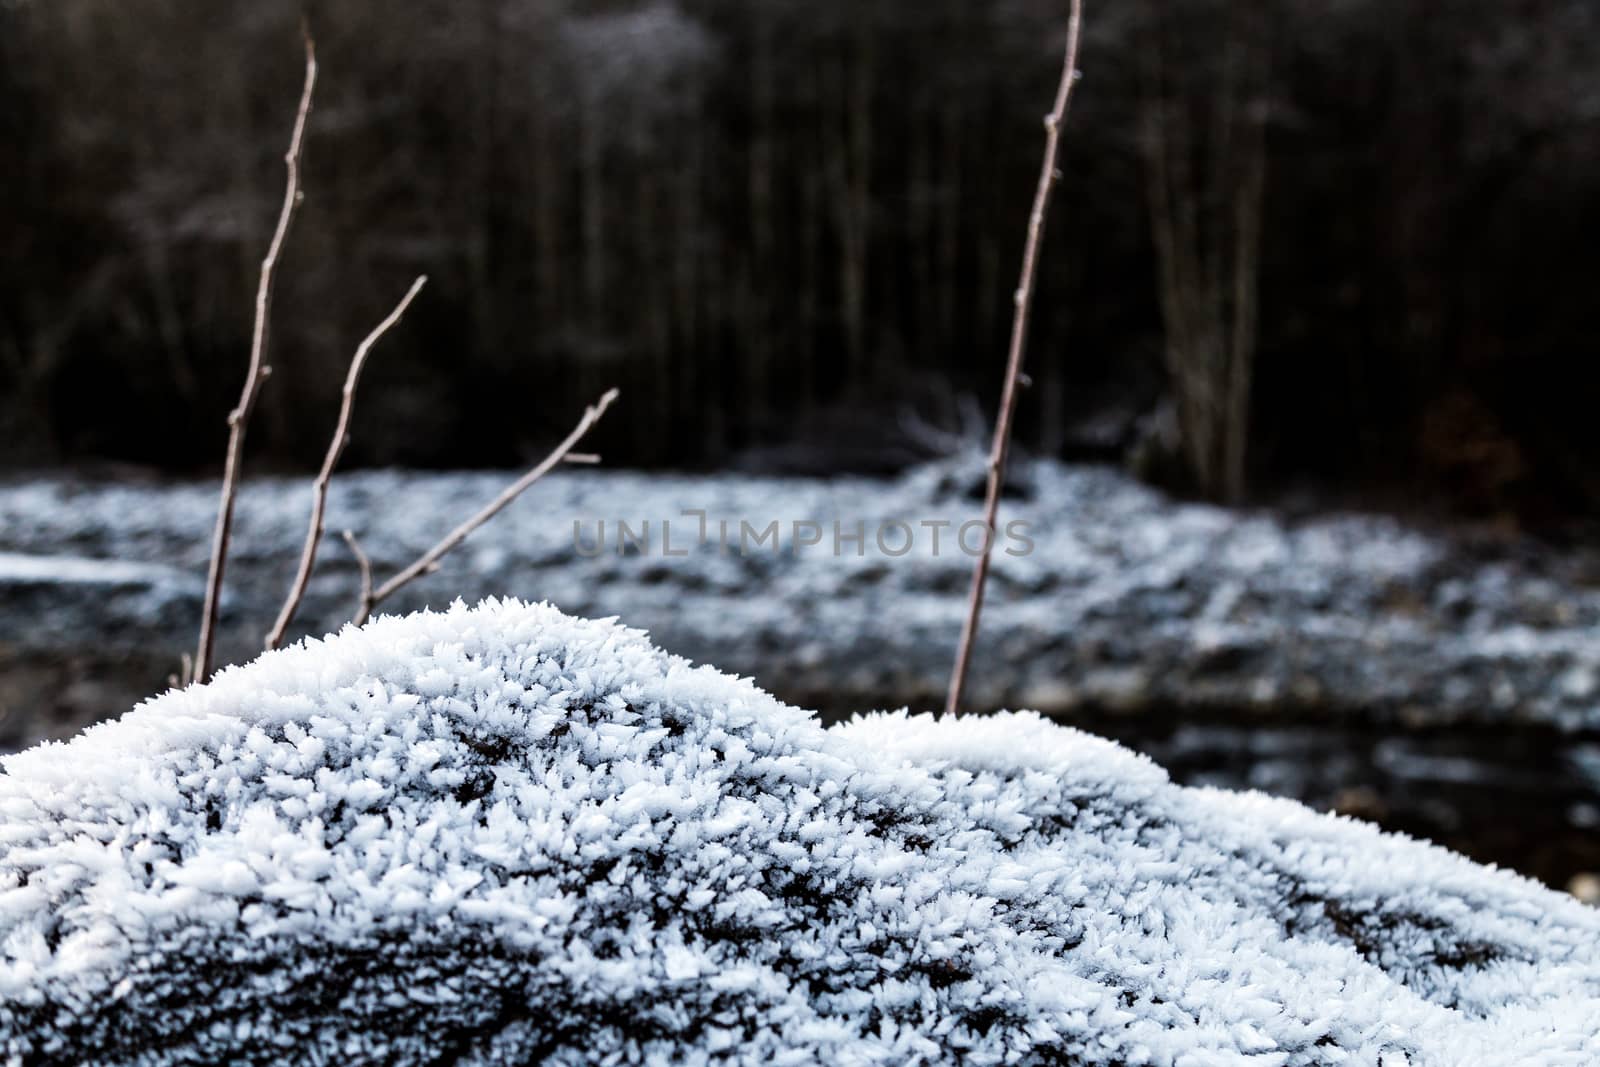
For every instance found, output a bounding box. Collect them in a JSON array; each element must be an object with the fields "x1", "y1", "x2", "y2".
[{"x1": 2, "y1": 1, "x2": 1599, "y2": 895}]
